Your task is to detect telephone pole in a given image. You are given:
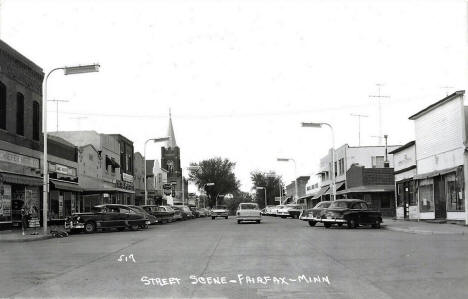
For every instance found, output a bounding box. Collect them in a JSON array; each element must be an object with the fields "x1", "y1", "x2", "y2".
[
  {"x1": 48, "y1": 99, "x2": 69, "y2": 131},
  {"x1": 369, "y1": 84, "x2": 390, "y2": 145},
  {"x1": 350, "y1": 113, "x2": 368, "y2": 146}
]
